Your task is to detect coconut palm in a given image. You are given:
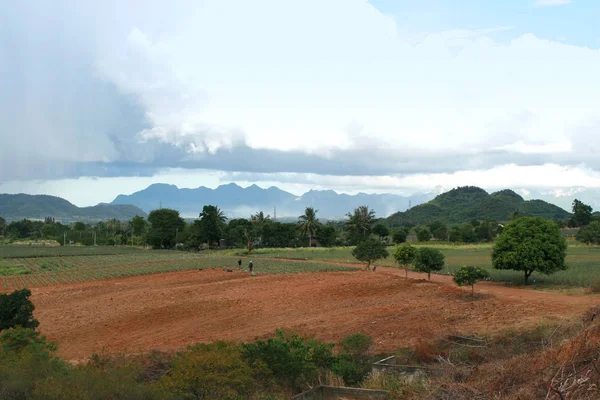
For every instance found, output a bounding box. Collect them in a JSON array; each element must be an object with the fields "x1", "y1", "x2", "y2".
[
  {"x1": 297, "y1": 207, "x2": 322, "y2": 247},
  {"x1": 251, "y1": 211, "x2": 271, "y2": 224},
  {"x1": 345, "y1": 205, "x2": 376, "y2": 243}
]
